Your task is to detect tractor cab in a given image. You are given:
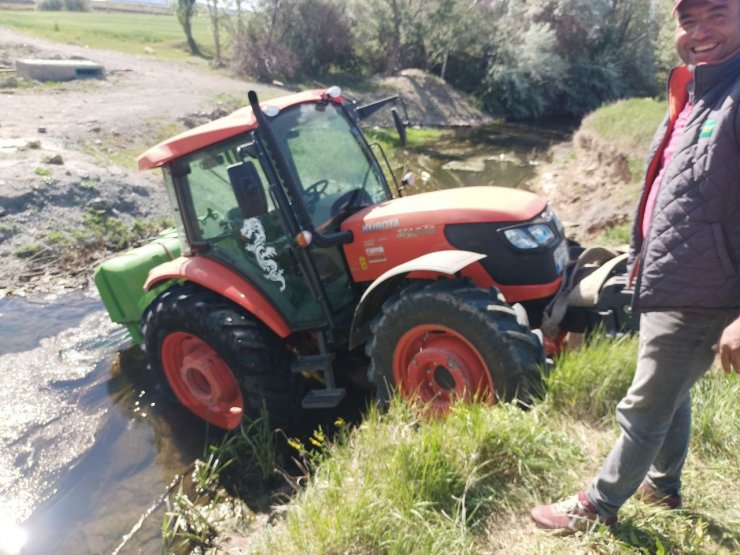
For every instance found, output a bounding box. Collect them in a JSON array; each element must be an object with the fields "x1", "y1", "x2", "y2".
[{"x1": 141, "y1": 88, "x2": 402, "y2": 337}]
